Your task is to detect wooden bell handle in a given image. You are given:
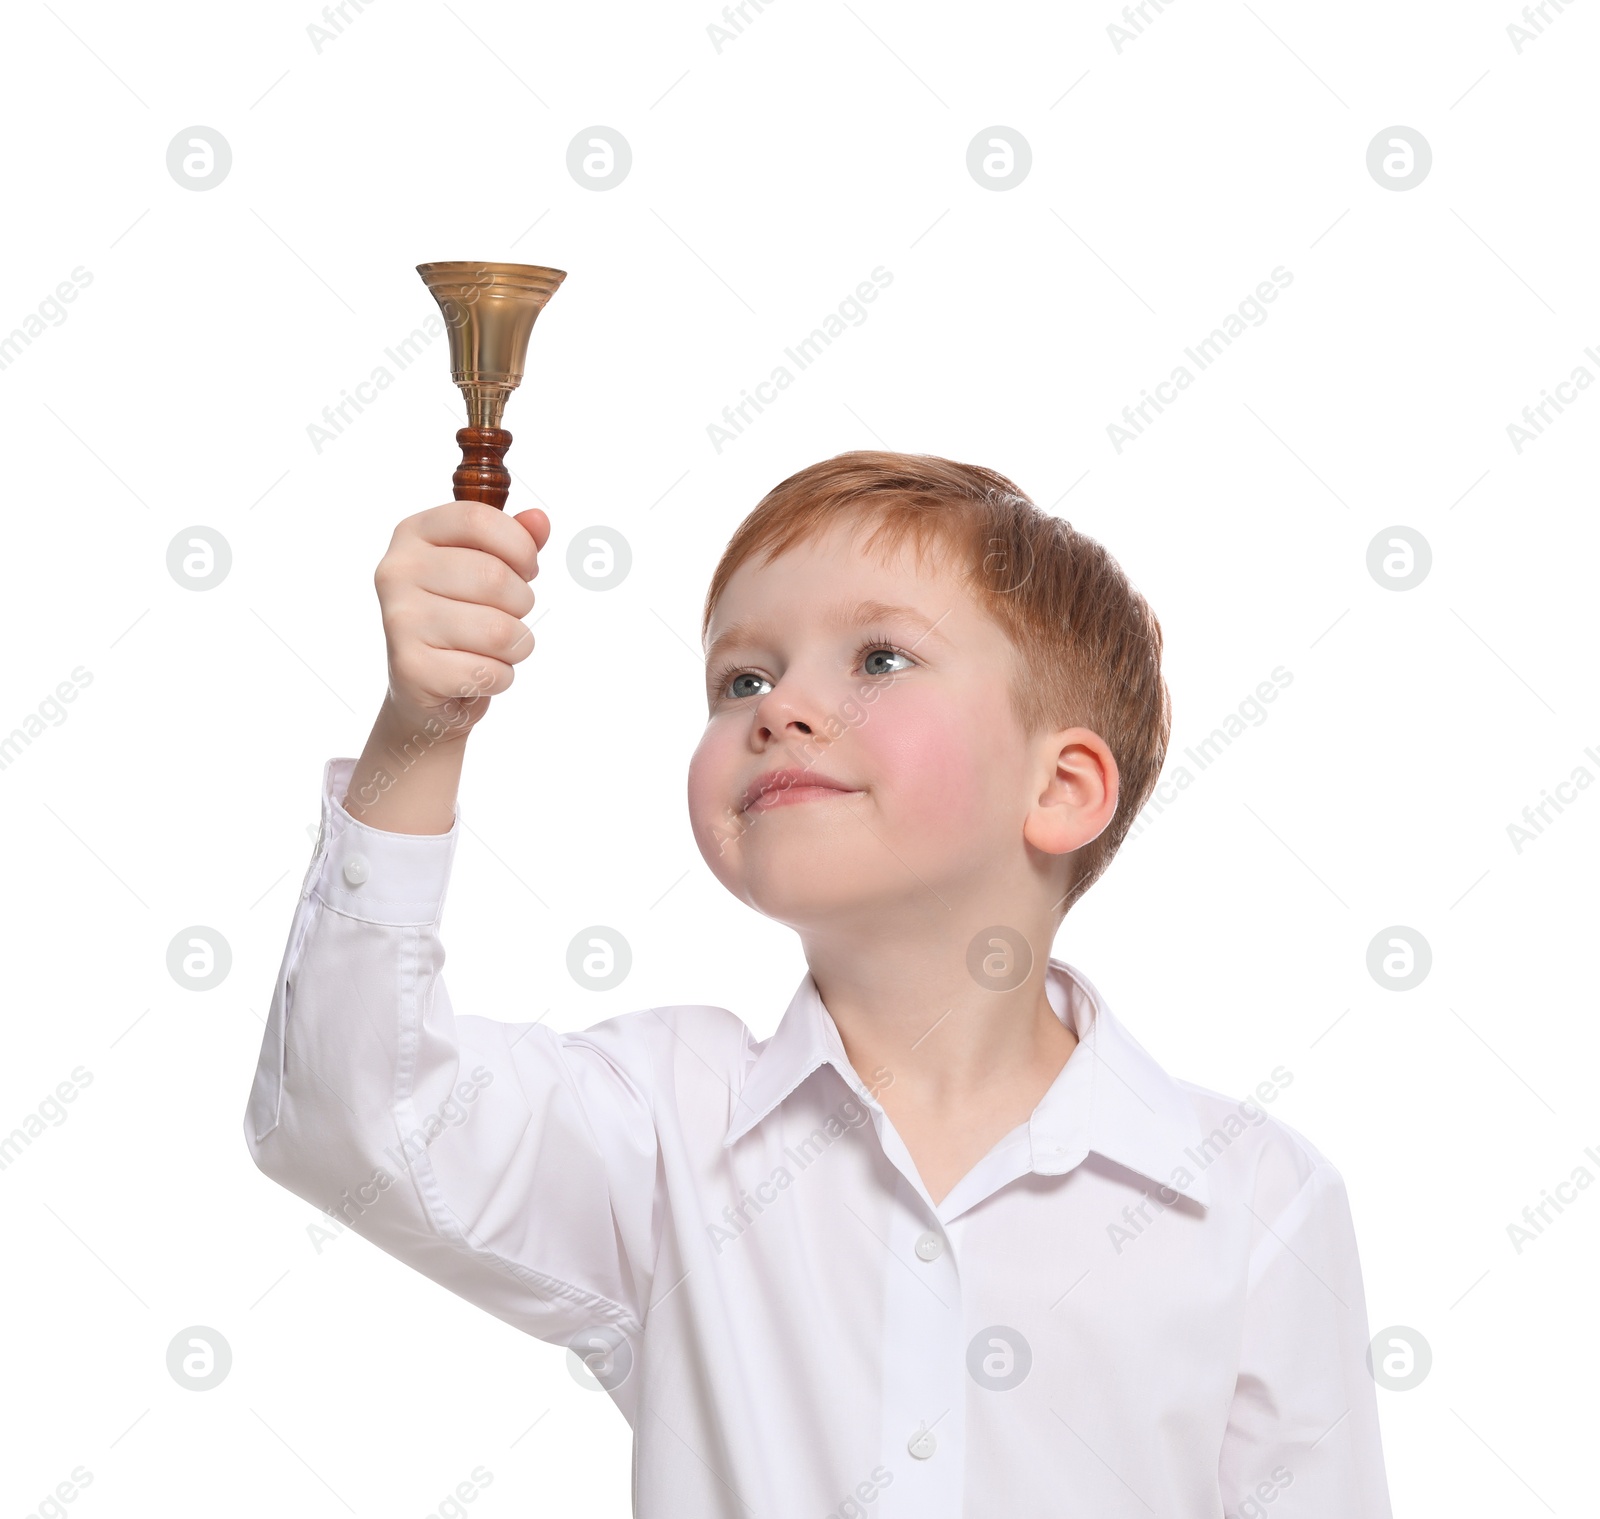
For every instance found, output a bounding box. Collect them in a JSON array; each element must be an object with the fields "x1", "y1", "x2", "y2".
[{"x1": 452, "y1": 426, "x2": 512, "y2": 510}]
